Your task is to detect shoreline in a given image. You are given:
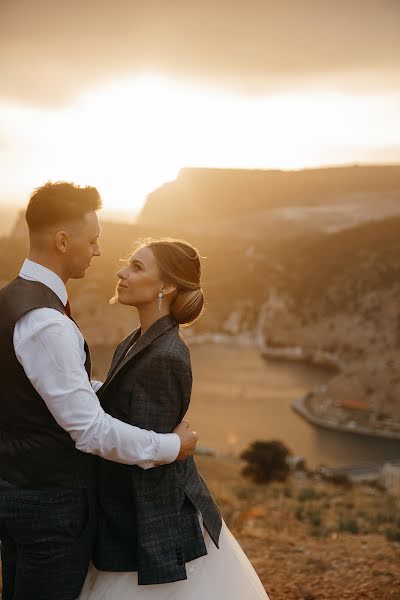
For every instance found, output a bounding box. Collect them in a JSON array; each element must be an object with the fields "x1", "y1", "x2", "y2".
[
  {"x1": 292, "y1": 394, "x2": 400, "y2": 441},
  {"x1": 260, "y1": 345, "x2": 341, "y2": 370},
  {"x1": 257, "y1": 310, "x2": 400, "y2": 441}
]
